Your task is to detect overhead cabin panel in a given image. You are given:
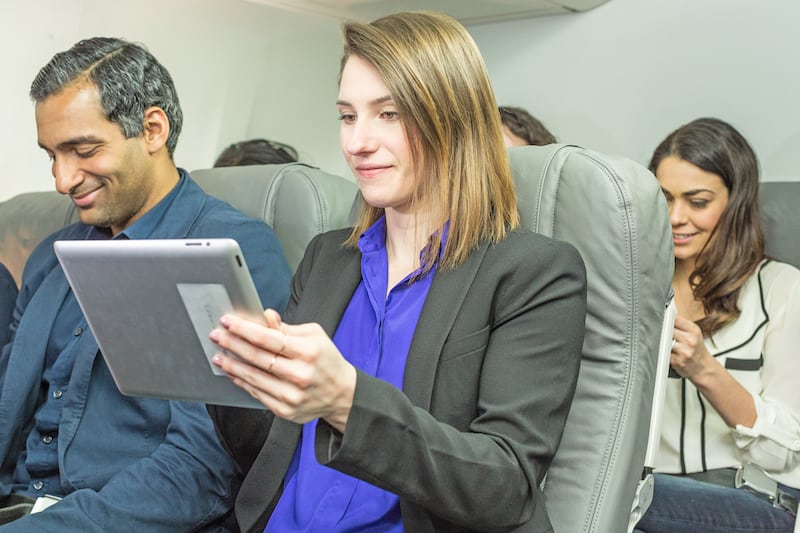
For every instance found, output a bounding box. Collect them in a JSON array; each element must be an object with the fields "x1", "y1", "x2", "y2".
[{"x1": 244, "y1": 0, "x2": 612, "y2": 24}]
